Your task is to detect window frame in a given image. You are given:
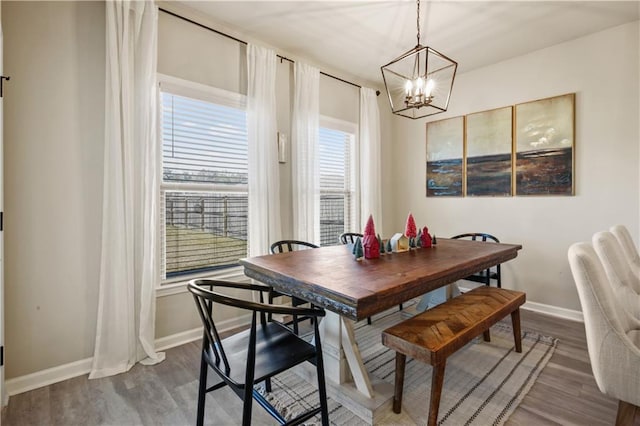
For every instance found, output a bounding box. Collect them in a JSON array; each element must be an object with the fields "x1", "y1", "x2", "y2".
[
  {"x1": 318, "y1": 115, "x2": 360, "y2": 246},
  {"x1": 157, "y1": 74, "x2": 248, "y2": 292}
]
